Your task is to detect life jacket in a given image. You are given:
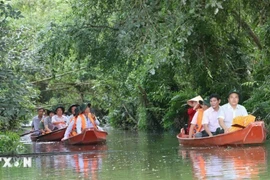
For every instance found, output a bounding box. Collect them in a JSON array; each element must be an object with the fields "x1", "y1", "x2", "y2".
[
  {"x1": 187, "y1": 108, "x2": 197, "y2": 134},
  {"x1": 194, "y1": 108, "x2": 204, "y2": 133},
  {"x1": 70, "y1": 114, "x2": 87, "y2": 136},
  {"x1": 88, "y1": 113, "x2": 98, "y2": 129}
]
